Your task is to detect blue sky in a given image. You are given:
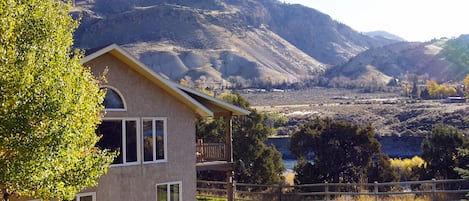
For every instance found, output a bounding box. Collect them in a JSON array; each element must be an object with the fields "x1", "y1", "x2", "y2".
[{"x1": 282, "y1": 0, "x2": 469, "y2": 42}]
